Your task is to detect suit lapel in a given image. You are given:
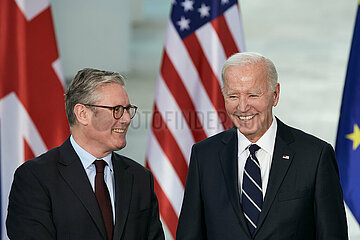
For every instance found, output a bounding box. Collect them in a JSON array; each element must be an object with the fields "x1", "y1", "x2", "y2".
[
  {"x1": 112, "y1": 154, "x2": 133, "y2": 239},
  {"x1": 219, "y1": 127, "x2": 250, "y2": 237},
  {"x1": 255, "y1": 119, "x2": 295, "y2": 235},
  {"x1": 57, "y1": 138, "x2": 107, "y2": 239}
]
